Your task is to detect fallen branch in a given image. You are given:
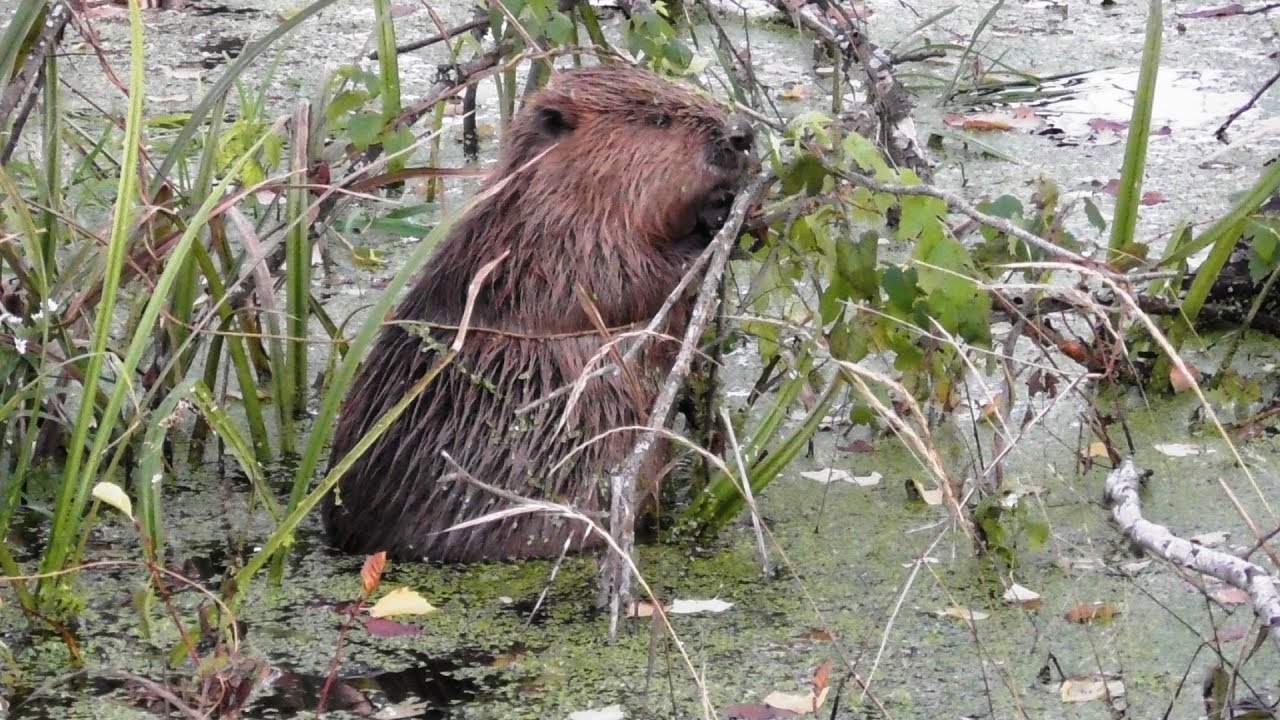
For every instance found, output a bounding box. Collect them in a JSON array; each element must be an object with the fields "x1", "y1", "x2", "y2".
[{"x1": 1105, "y1": 459, "x2": 1280, "y2": 653}]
